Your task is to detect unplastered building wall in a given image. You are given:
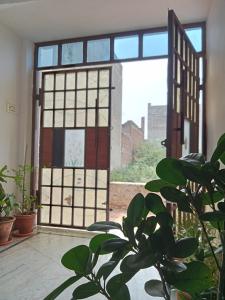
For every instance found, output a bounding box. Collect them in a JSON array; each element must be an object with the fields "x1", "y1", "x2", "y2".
[
  {"x1": 0, "y1": 21, "x2": 33, "y2": 193},
  {"x1": 206, "y1": 0, "x2": 225, "y2": 157}
]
